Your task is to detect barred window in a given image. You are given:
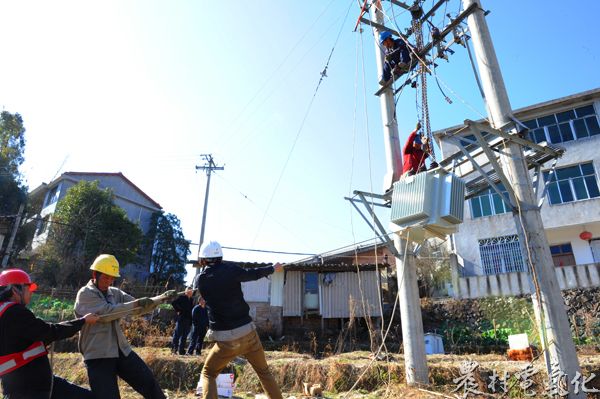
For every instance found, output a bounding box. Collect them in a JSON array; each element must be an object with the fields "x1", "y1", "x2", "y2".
[
  {"x1": 479, "y1": 234, "x2": 525, "y2": 275},
  {"x1": 543, "y1": 162, "x2": 600, "y2": 205},
  {"x1": 524, "y1": 104, "x2": 600, "y2": 144},
  {"x1": 470, "y1": 183, "x2": 511, "y2": 218}
]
